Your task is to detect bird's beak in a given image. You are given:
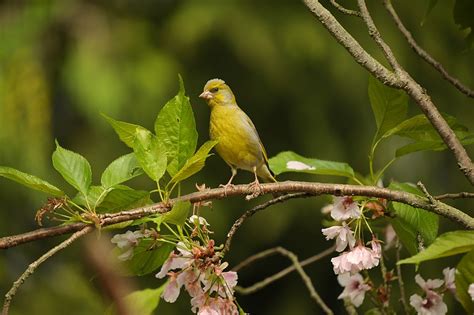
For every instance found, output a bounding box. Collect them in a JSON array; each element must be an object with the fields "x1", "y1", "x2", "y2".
[{"x1": 199, "y1": 91, "x2": 213, "y2": 100}]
